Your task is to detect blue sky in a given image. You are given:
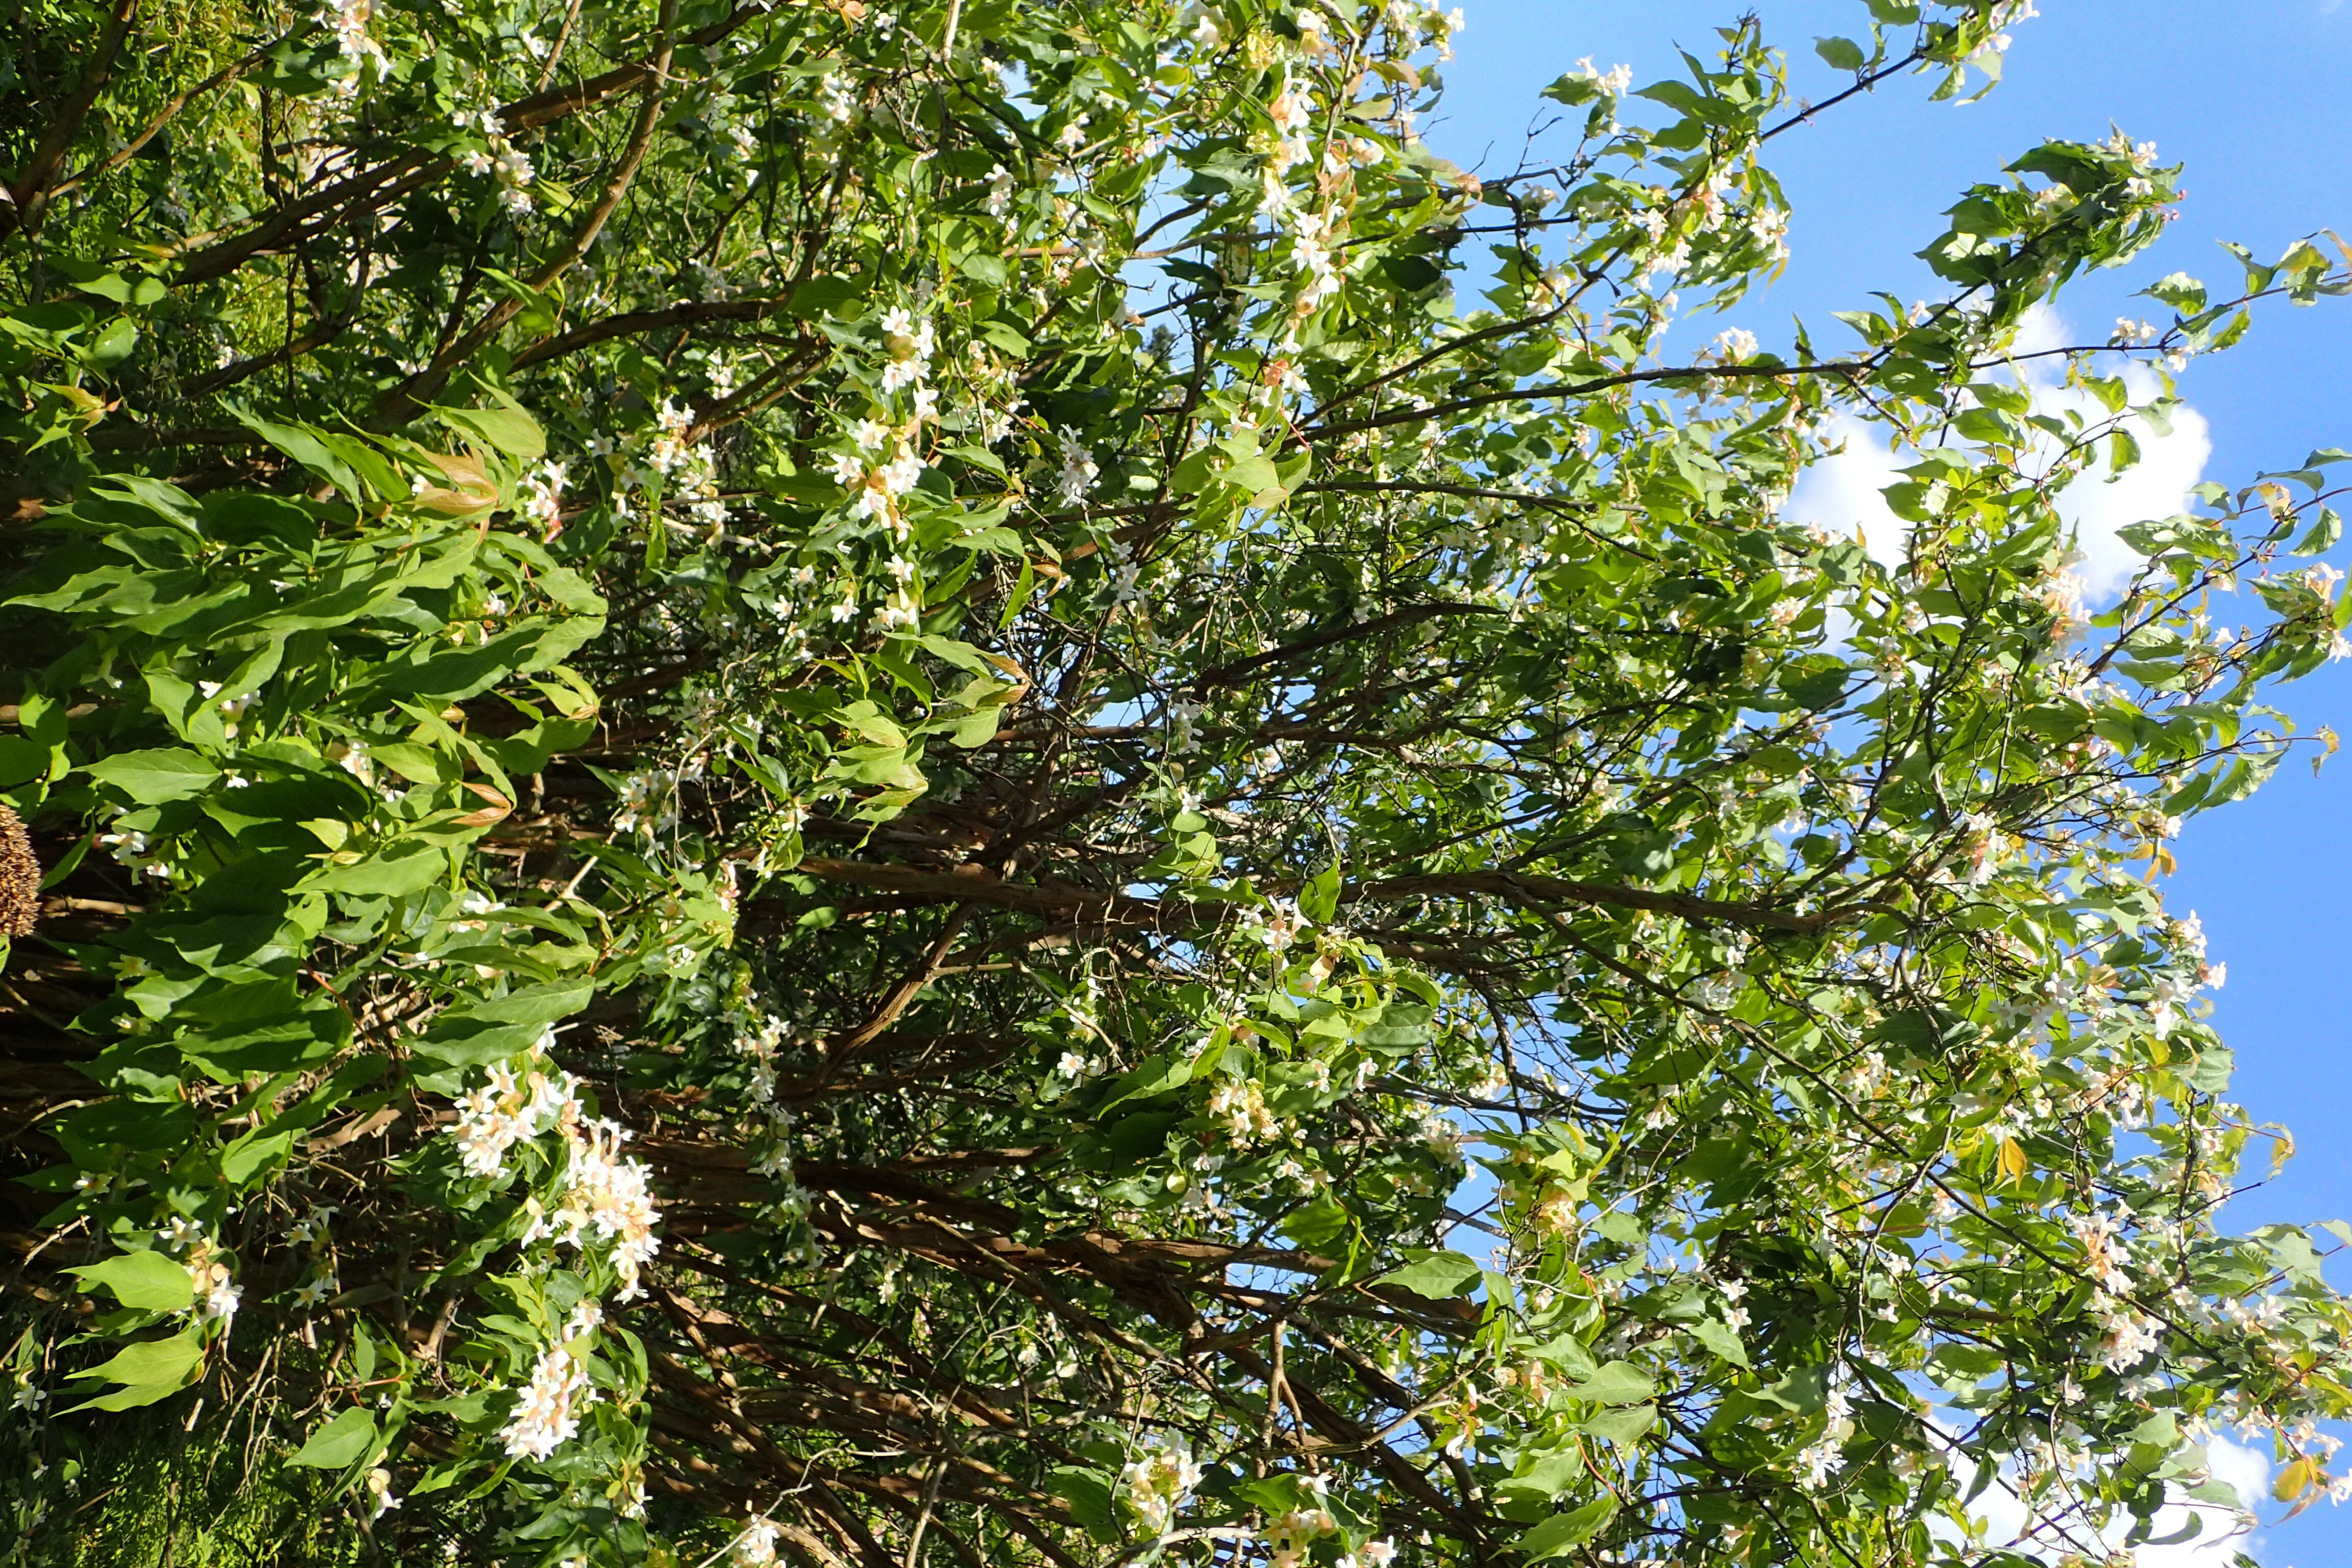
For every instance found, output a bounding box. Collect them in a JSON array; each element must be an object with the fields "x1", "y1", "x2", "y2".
[{"x1": 1429, "y1": 4, "x2": 2352, "y2": 1562}]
